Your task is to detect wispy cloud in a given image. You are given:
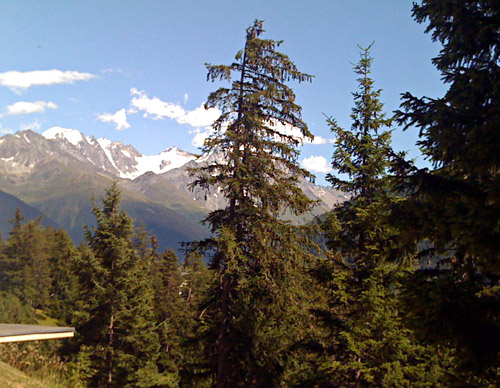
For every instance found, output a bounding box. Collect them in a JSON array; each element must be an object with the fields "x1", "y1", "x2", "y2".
[
  {"x1": 0, "y1": 124, "x2": 13, "y2": 135},
  {"x1": 190, "y1": 127, "x2": 213, "y2": 147},
  {"x1": 302, "y1": 155, "x2": 332, "y2": 173},
  {"x1": 2, "y1": 101, "x2": 57, "y2": 116},
  {"x1": 97, "y1": 108, "x2": 130, "y2": 130},
  {"x1": 20, "y1": 119, "x2": 41, "y2": 132},
  {"x1": 0, "y1": 70, "x2": 96, "y2": 92}
]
